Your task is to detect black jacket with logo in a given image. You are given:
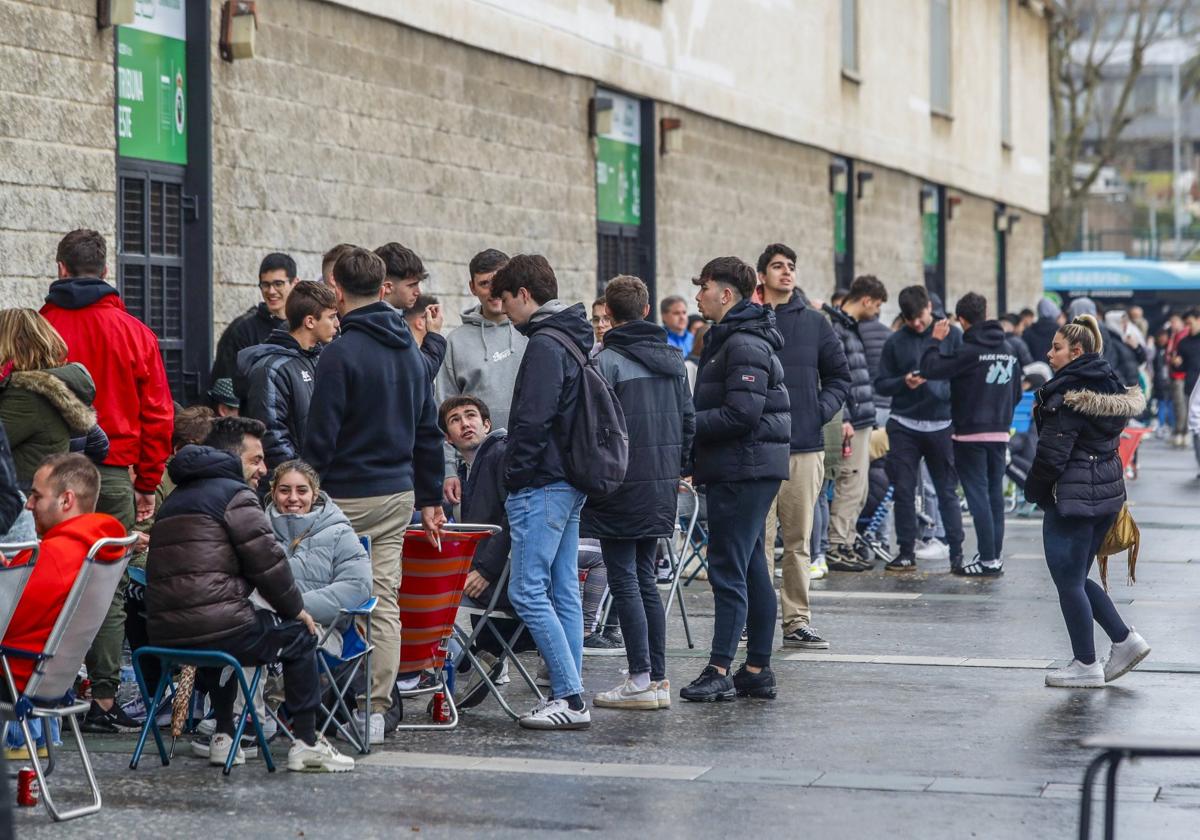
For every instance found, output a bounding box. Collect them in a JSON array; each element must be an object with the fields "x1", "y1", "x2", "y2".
[
  {"x1": 691, "y1": 300, "x2": 790, "y2": 485},
  {"x1": 918, "y1": 320, "x2": 1022, "y2": 435},
  {"x1": 875, "y1": 323, "x2": 957, "y2": 422},
  {"x1": 236, "y1": 329, "x2": 321, "y2": 471}
]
